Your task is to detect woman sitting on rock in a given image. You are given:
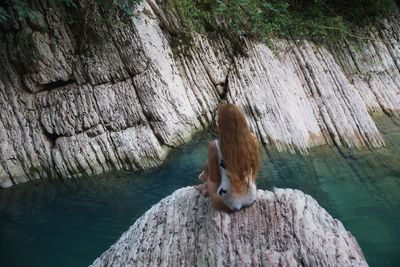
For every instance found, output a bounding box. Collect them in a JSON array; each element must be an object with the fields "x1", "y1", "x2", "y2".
[{"x1": 195, "y1": 103, "x2": 260, "y2": 212}]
